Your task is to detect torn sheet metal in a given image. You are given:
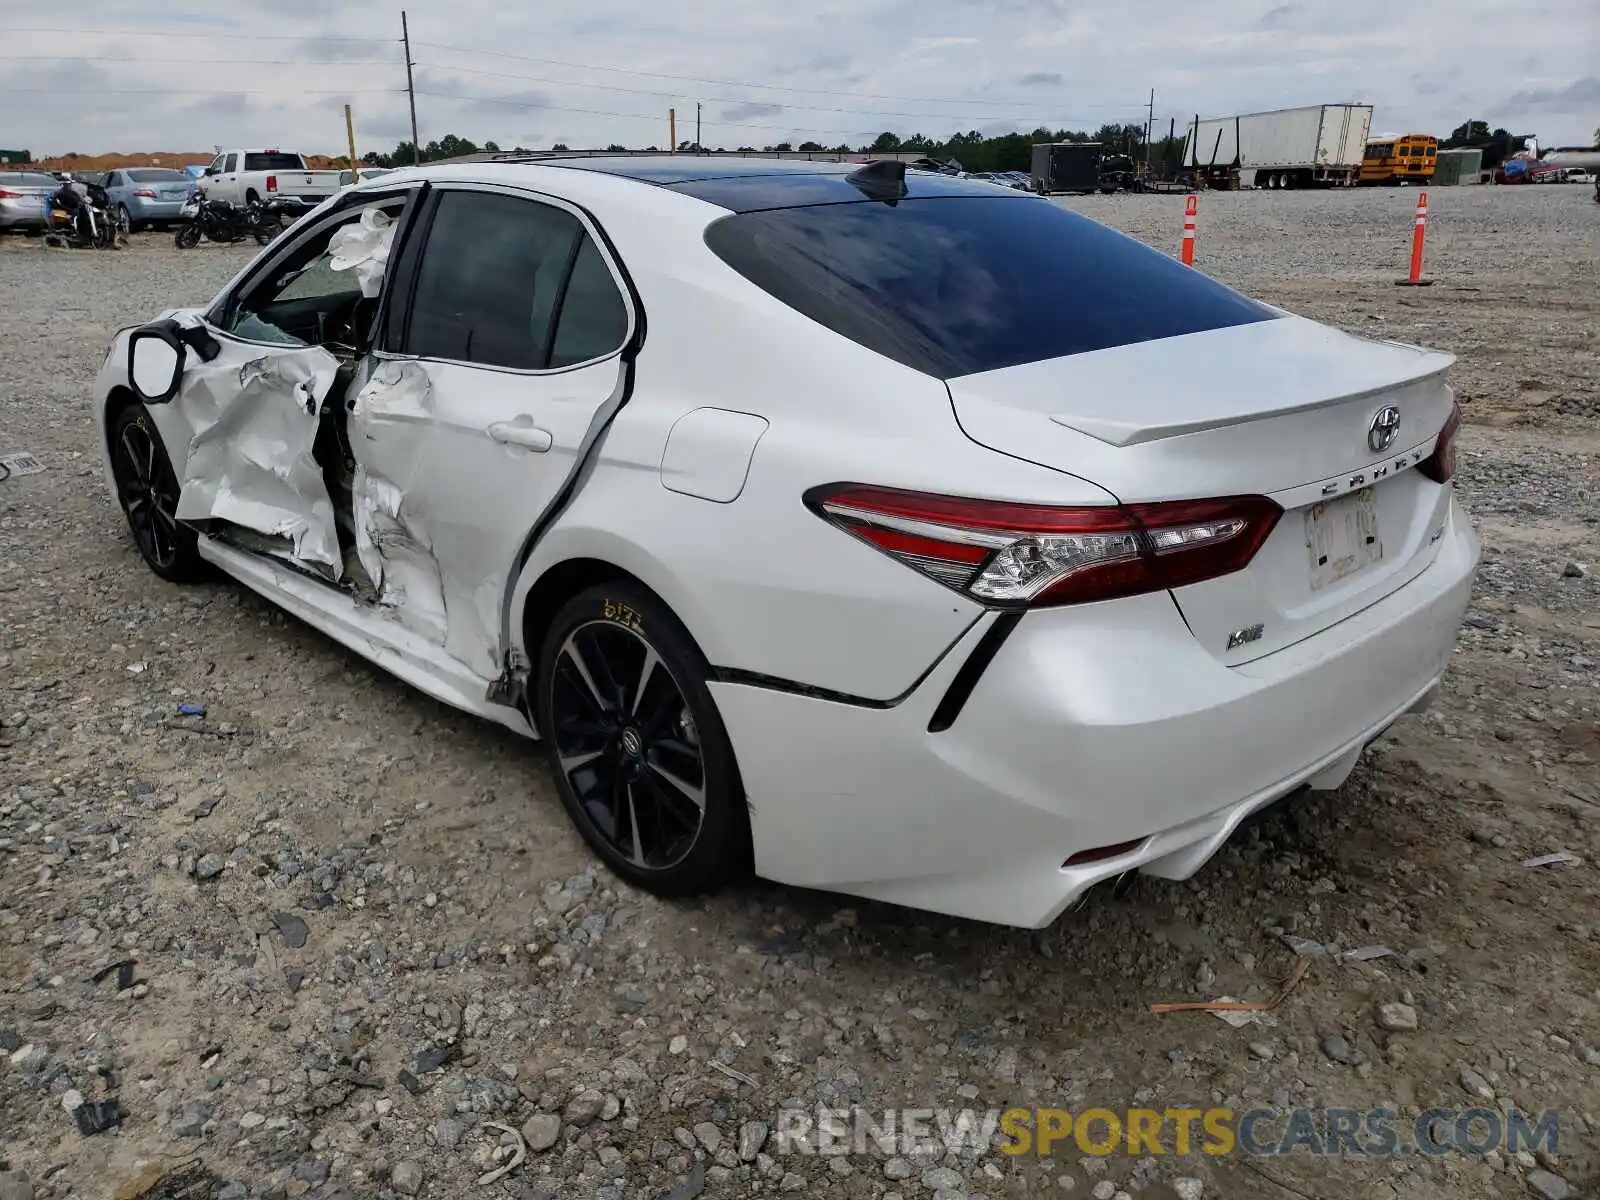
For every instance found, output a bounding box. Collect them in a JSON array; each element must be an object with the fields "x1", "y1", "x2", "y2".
[
  {"x1": 353, "y1": 466, "x2": 448, "y2": 643},
  {"x1": 327, "y1": 207, "x2": 396, "y2": 298},
  {"x1": 173, "y1": 347, "x2": 344, "y2": 578},
  {"x1": 349, "y1": 358, "x2": 433, "y2": 422}
]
